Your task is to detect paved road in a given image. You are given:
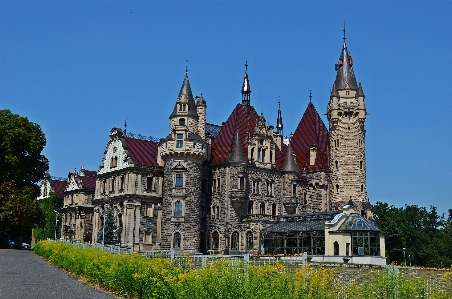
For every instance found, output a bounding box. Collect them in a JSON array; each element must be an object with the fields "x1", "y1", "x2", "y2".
[{"x1": 0, "y1": 249, "x2": 116, "y2": 299}]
